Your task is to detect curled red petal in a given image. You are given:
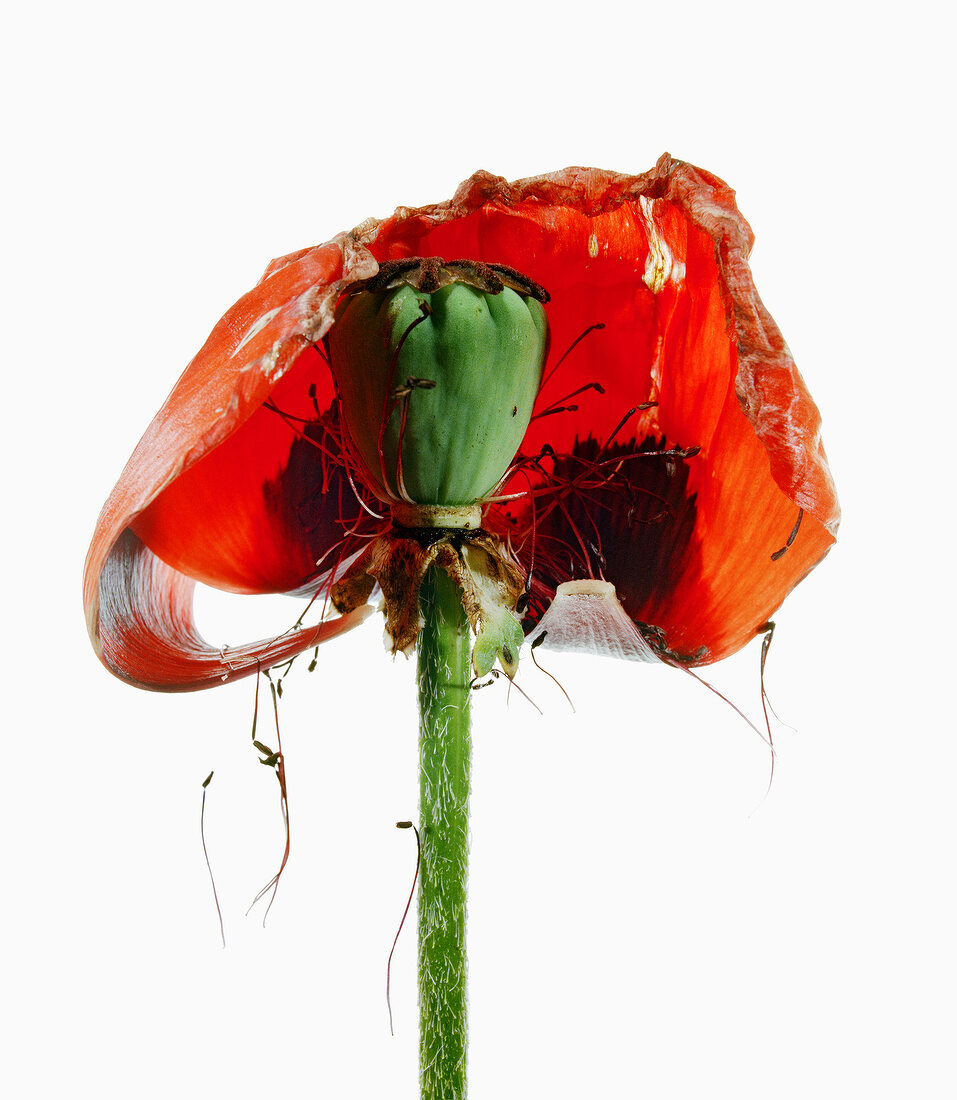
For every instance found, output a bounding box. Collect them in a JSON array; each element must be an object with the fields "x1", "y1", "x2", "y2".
[
  {"x1": 91, "y1": 530, "x2": 372, "y2": 692},
  {"x1": 83, "y1": 238, "x2": 381, "y2": 688}
]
